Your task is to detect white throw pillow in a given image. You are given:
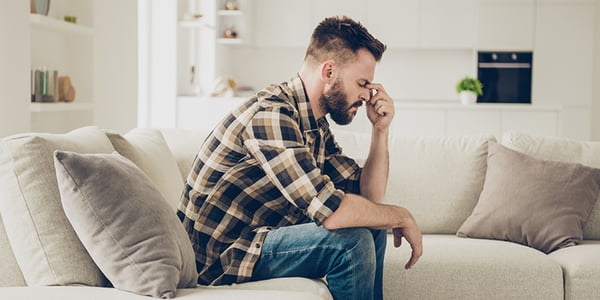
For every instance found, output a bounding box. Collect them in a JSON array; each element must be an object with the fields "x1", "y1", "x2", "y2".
[
  {"x1": 0, "y1": 126, "x2": 113, "y2": 286},
  {"x1": 106, "y1": 128, "x2": 184, "y2": 211}
]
